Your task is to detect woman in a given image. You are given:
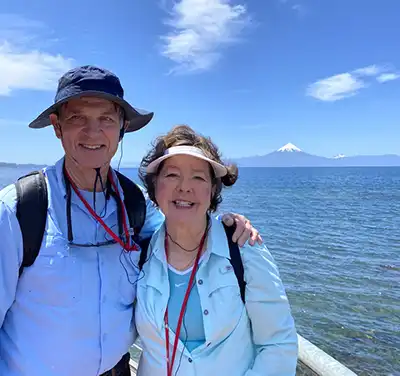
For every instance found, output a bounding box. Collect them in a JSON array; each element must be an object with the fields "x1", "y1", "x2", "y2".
[{"x1": 135, "y1": 125, "x2": 298, "y2": 376}]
